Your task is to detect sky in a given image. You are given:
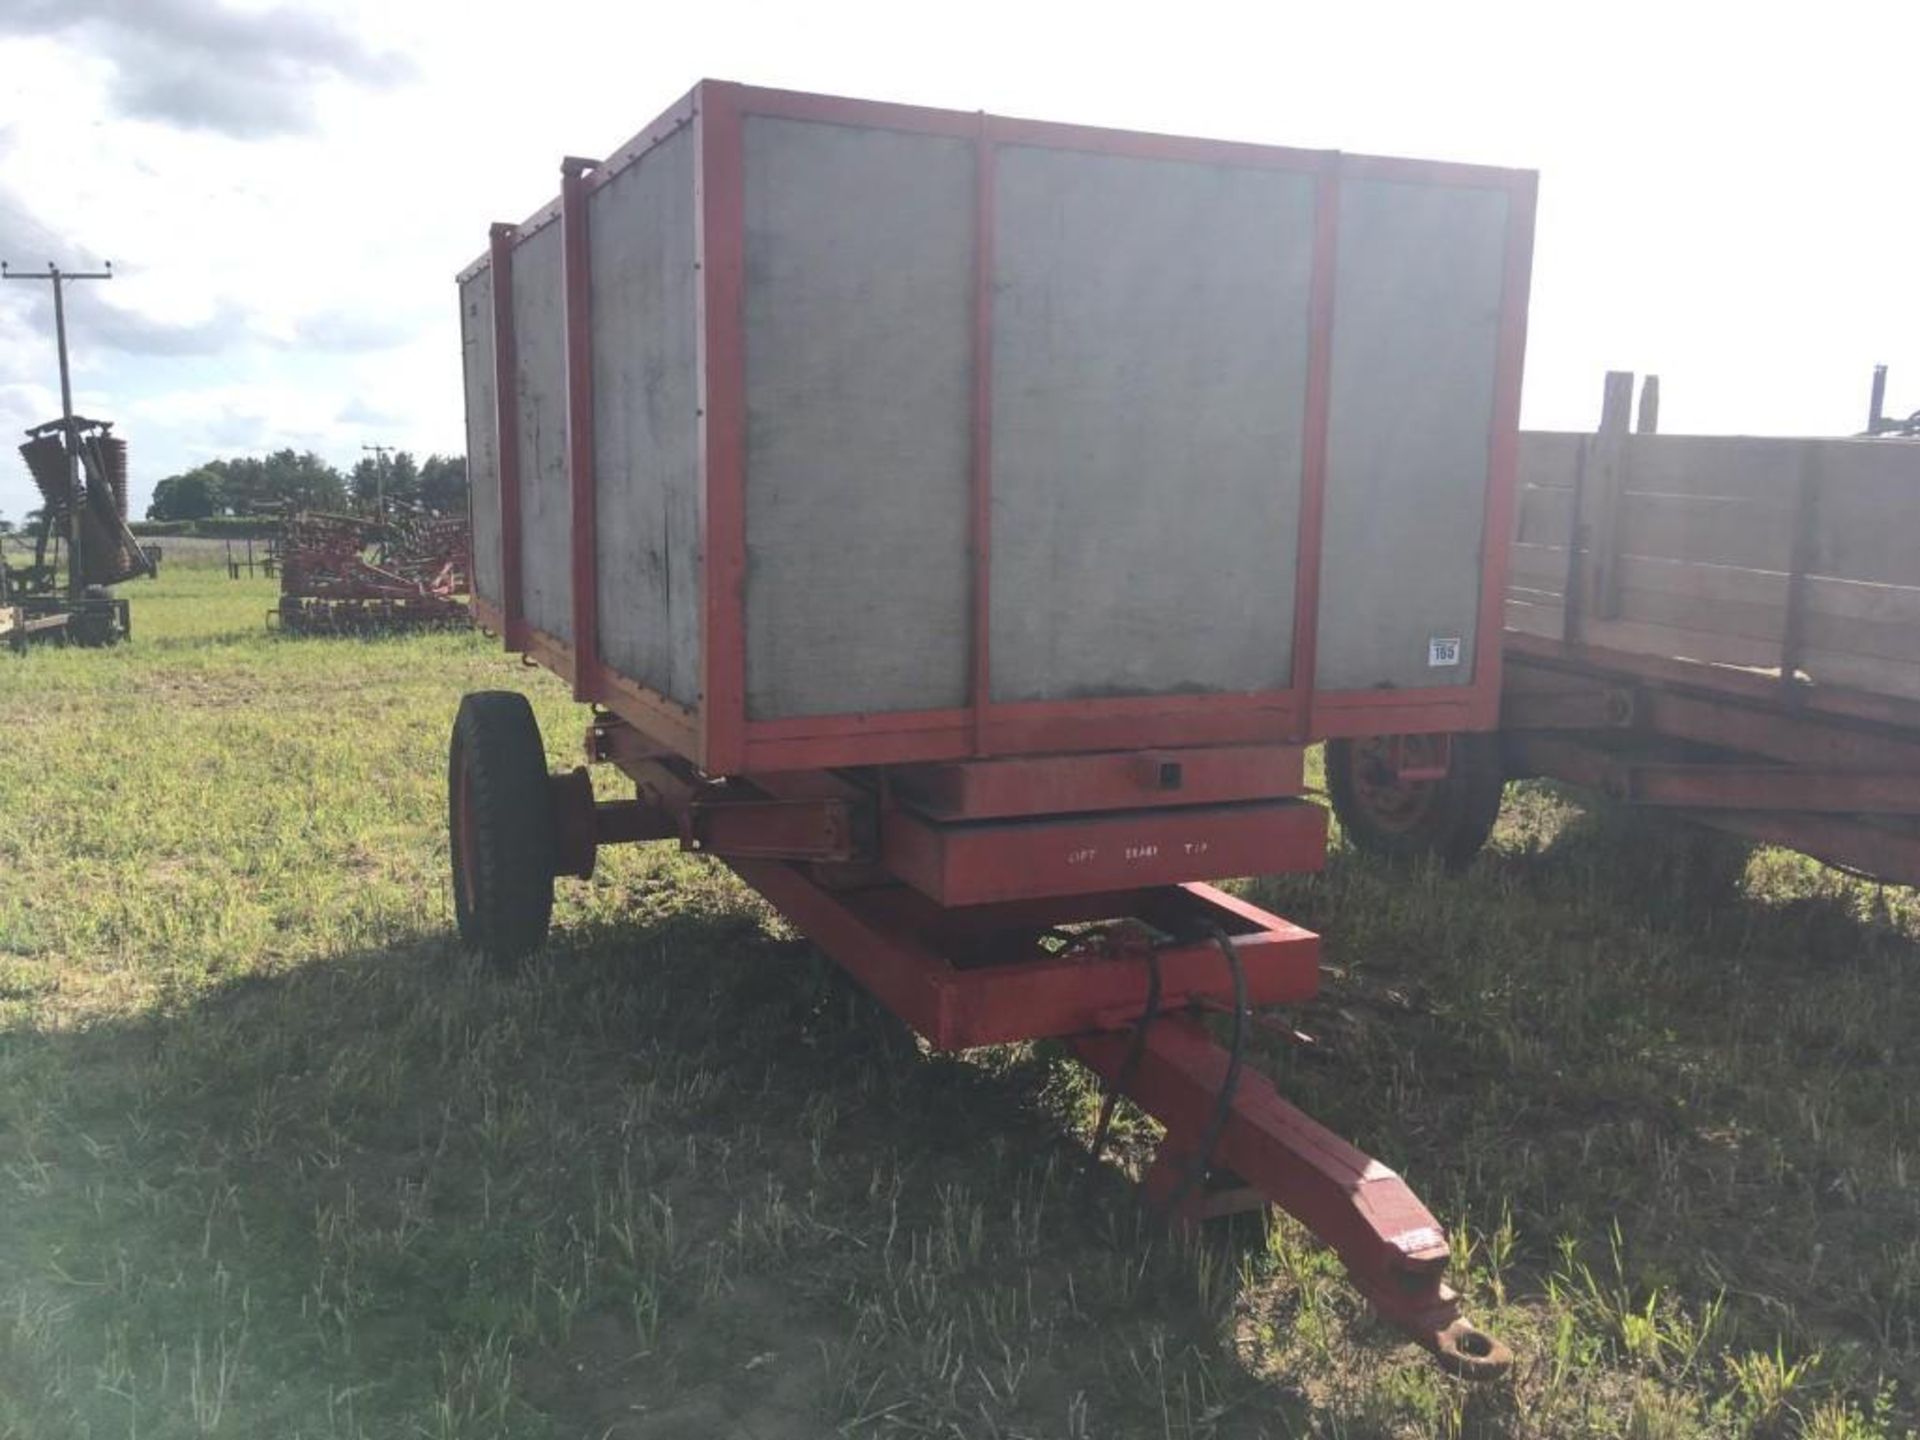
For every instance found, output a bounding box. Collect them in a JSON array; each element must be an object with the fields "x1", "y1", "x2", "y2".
[{"x1": 0, "y1": 0, "x2": 1915, "y2": 523}]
